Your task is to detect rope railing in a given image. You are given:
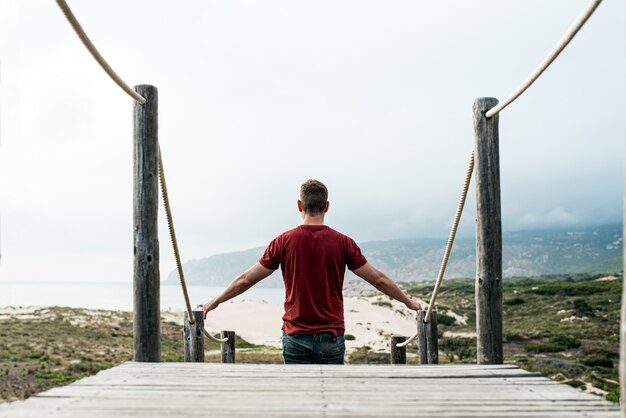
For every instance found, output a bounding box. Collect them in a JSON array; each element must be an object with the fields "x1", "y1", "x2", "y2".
[
  {"x1": 397, "y1": 151, "x2": 475, "y2": 348},
  {"x1": 55, "y1": 0, "x2": 146, "y2": 104},
  {"x1": 157, "y1": 147, "x2": 194, "y2": 320},
  {"x1": 58, "y1": 0, "x2": 227, "y2": 345},
  {"x1": 395, "y1": 1, "x2": 603, "y2": 350},
  {"x1": 158, "y1": 147, "x2": 228, "y2": 344},
  {"x1": 485, "y1": 0, "x2": 602, "y2": 118},
  {"x1": 397, "y1": 0, "x2": 604, "y2": 348}
]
